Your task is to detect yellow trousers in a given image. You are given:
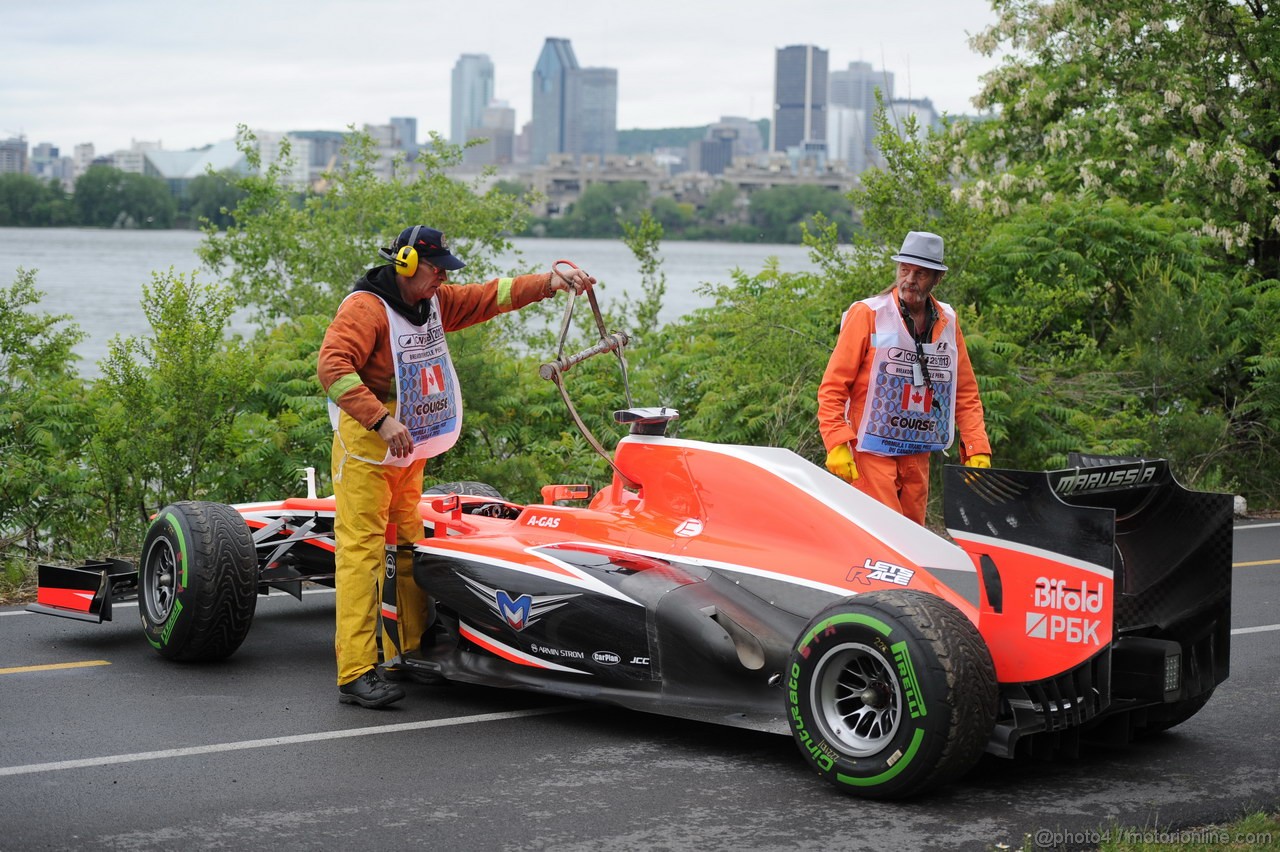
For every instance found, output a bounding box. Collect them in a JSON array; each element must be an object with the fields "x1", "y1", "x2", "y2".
[{"x1": 331, "y1": 407, "x2": 432, "y2": 686}]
